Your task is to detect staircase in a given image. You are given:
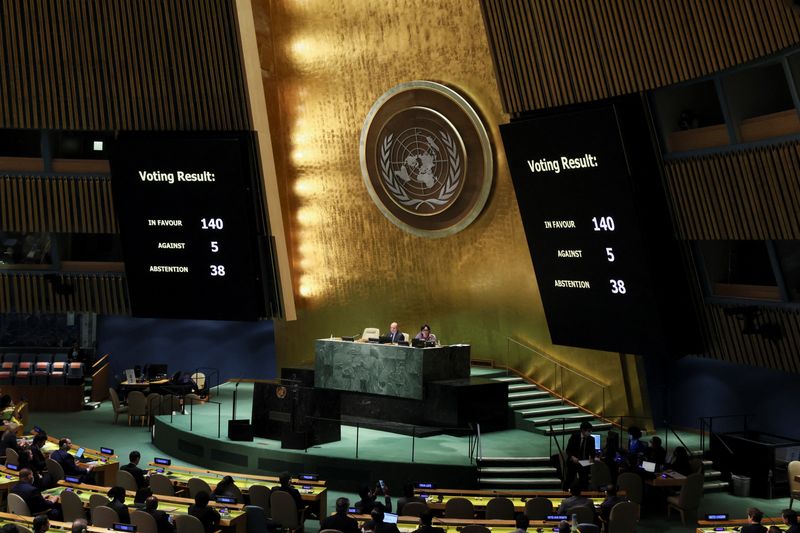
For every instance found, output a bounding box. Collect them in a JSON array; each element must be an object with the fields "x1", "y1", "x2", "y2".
[{"x1": 474, "y1": 368, "x2": 612, "y2": 489}]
